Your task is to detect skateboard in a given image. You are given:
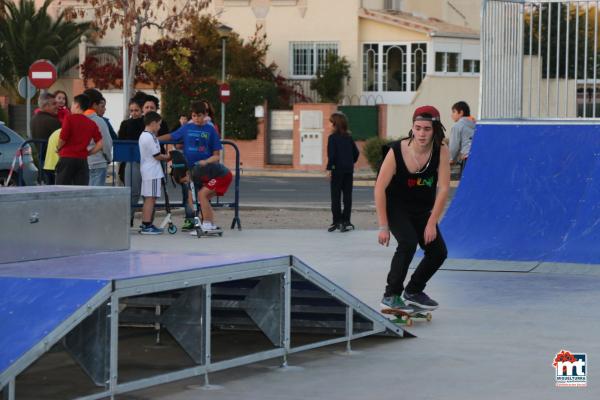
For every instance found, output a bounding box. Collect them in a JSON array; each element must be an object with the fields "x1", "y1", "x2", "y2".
[{"x1": 381, "y1": 306, "x2": 433, "y2": 327}]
